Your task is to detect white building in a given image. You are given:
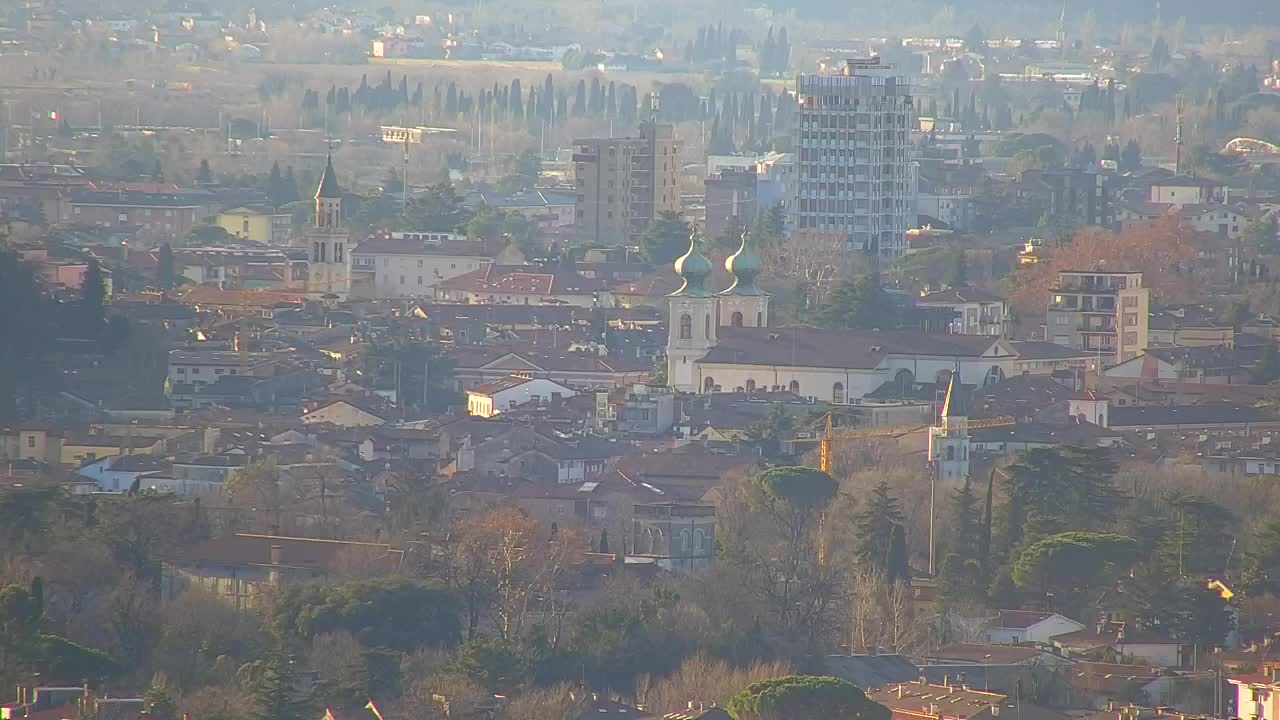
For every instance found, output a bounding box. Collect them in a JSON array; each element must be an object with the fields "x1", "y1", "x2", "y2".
[
  {"x1": 465, "y1": 374, "x2": 577, "y2": 417},
  {"x1": 985, "y1": 609, "x2": 1086, "y2": 645},
  {"x1": 916, "y1": 287, "x2": 1008, "y2": 336},
  {"x1": 794, "y1": 57, "x2": 916, "y2": 259},
  {"x1": 350, "y1": 235, "x2": 504, "y2": 299}
]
